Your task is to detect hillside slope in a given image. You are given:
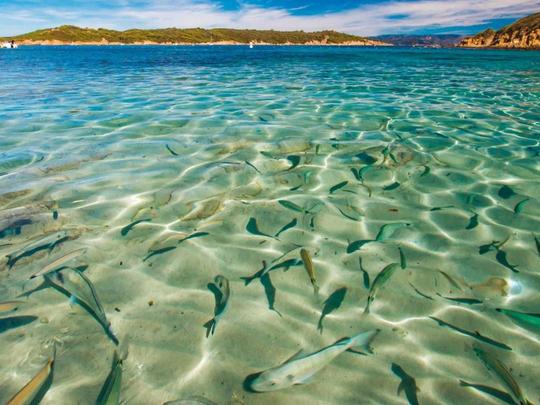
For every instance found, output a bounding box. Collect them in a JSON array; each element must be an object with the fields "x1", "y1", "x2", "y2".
[
  {"x1": 1, "y1": 25, "x2": 390, "y2": 46},
  {"x1": 459, "y1": 12, "x2": 540, "y2": 49}
]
